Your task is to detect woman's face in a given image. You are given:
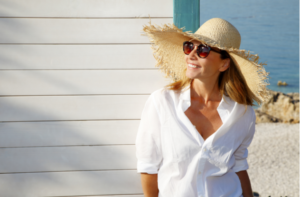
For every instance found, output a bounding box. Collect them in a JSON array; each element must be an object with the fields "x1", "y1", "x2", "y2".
[{"x1": 185, "y1": 40, "x2": 229, "y2": 80}]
